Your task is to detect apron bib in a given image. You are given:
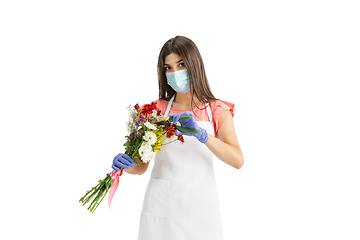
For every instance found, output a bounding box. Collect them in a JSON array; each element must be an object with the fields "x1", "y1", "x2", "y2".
[{"x1": 138, "y1": 96, "x2": 224, "y2": 240}]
